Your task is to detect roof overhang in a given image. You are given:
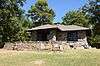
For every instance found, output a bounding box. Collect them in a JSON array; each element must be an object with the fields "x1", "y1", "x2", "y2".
[{"x1": 27, "y1": 24, "x2": 90, "y2": 31}]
